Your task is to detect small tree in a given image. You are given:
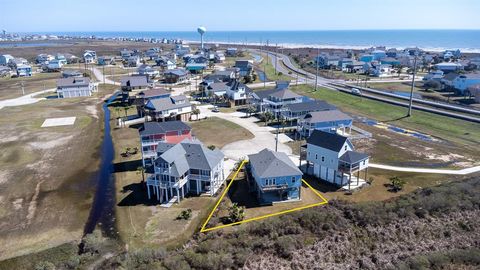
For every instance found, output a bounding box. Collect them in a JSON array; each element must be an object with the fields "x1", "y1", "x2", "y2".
[
  {"x1": 192, "y1": 108, "x2": 201, "y2": 121},
  {"x1": 246, "y1": 105, "x2": 256, "y2": 117},
  {"x1": 262, "y1": 112, "x2": 274, "y2": 126},
  {"x1": 228, "y1": 203, "x2": 245, "y2": 223},
  {"x1": 177, "y1": 209, "x2": 192, "y2": 220},
  {"x1": 136, "y1": 166, "x2": 145, "y2": 183},
  {"x1": 207, "y1": 145, "x2": 216, "y2": 150},
  {"x1": 389, "y1": 176, "x2": 405, "y2": 192}
]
